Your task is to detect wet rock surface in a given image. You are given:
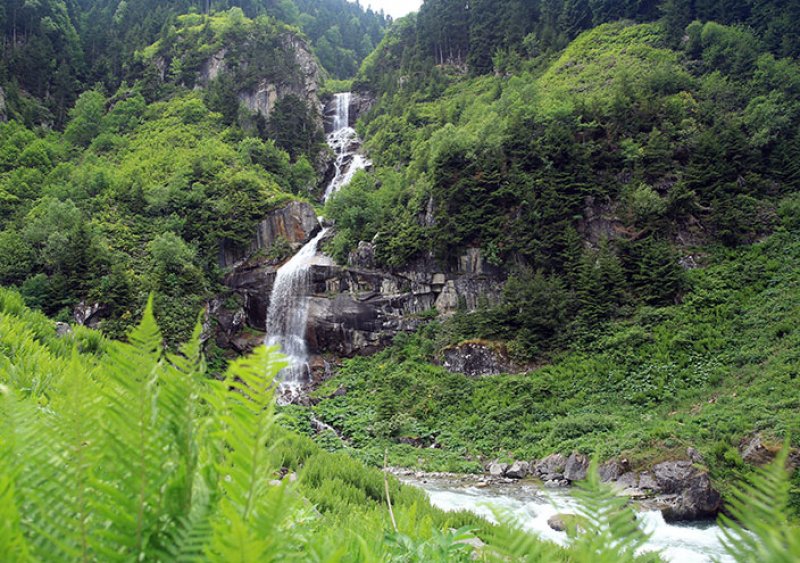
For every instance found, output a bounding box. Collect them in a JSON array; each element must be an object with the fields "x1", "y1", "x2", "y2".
[
  {"x1": 215, "y1": 235, "x2": 504, "y2": 361},
  {"x1": 478, "y1": 451, "x2": 722, "y2": 522}
]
